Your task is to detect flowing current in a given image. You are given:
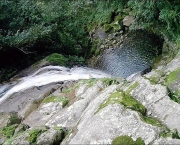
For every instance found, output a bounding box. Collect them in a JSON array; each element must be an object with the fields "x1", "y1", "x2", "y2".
[{"x1": 0, "y1": 66, "x2": 111, "y2": 104}]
